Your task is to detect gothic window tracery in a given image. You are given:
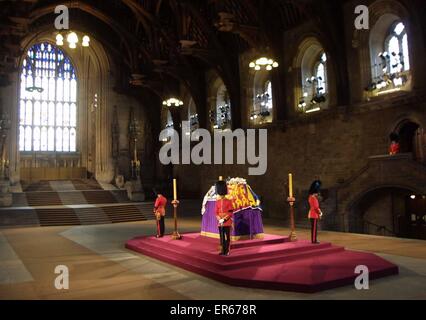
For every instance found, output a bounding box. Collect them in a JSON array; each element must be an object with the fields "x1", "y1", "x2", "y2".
[{"x1": 19, "y1": 42, "x2": 77, "y2": 152}]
